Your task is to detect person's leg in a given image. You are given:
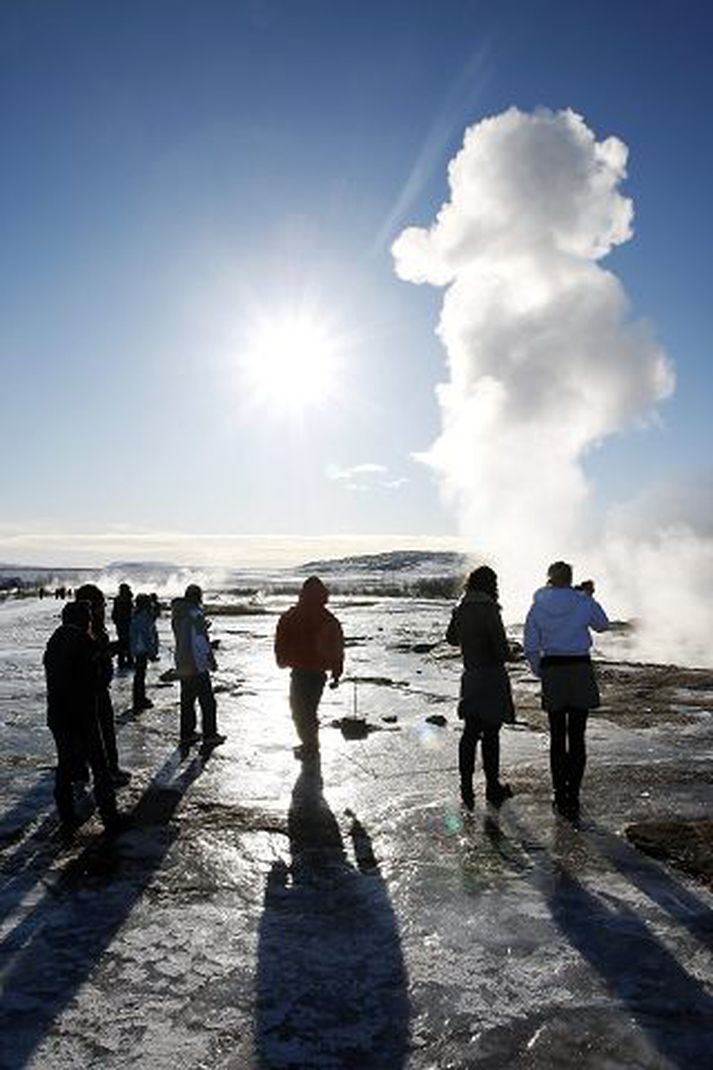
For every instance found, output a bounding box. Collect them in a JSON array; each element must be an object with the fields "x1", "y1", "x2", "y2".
[
  {"x1": 132, "y1": 654, "x2": 148, "y2": 711},
  {"x1": 482, "y1": 727, "x2": 513, "y2": 805},
  {"x1": 547, "y1": 710, "x2": 569, "y2": 809},
  {"x1": 458, "y1": 718, "x2": 479, "y2": 808},
  {"x1": 96, "y1": 689, "x2": 120, "y2": 772},
  {"x1": 50, "y1": 724, "x2": 78, "y2": 825},
  {"x1": 566, "y1": 707, "x2": 589, "y2": 804},
  {"x1": 180, "y1": 677, "x2": 198, "y2": 740},
  {"x1": 290, "y1": 670, "x2": 325, "y2": 751},
  {"x1": 196, "y1": 672, "x2": 218, "y2": 738},
  {"x1": 83, "y1": 712, "x2": 119, "y2": 826}
]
